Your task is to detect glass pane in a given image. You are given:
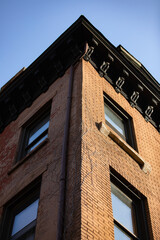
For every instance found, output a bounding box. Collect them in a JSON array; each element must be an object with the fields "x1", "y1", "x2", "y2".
[
  {"x1": 28, "y1": 116, "x2": 49, "y2": 145},
  {"x1": 111, "y1": 183, "x2": 136, "y2": 235},
  {"x1": 11, "y1": 199, "x2": 39, "y2": 236},
  {"x1": 28, "y1": 134, "x2": 48, "y2": 153},
  {"x1": 104, "y1": 104, "x2": 125, "y2": 136},
  {"x1": 114, "y1": 224, "x2": 132, "y2": 240}
]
